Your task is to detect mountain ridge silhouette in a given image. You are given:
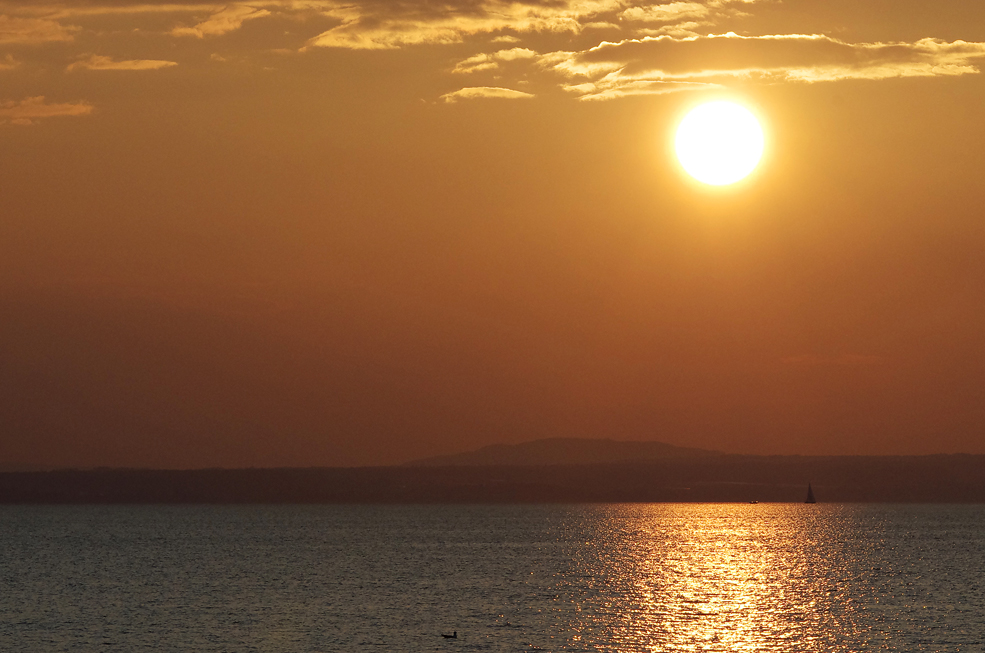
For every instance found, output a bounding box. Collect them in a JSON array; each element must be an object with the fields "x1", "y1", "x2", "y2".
[{"x1": 403, "y1": 437, "x2": 720, "y2": 467}]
